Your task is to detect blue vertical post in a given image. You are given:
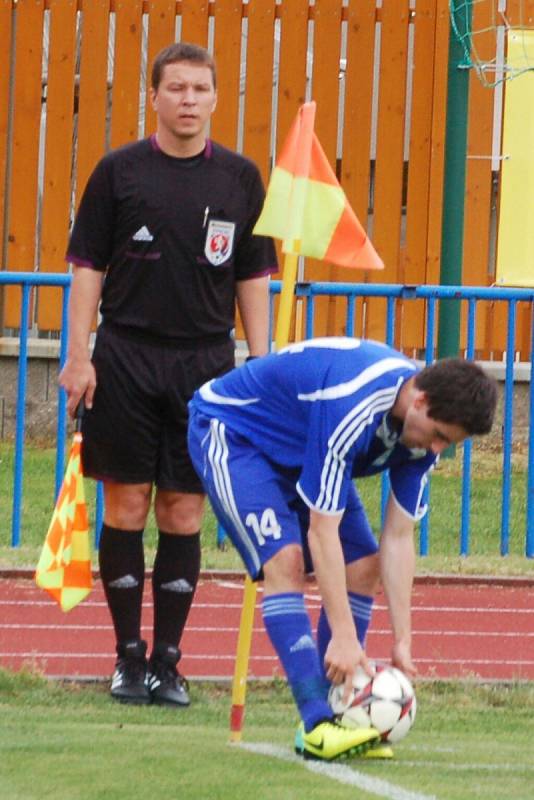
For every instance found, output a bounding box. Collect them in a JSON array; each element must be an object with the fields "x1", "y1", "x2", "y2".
[
  {"x1": 500, "y1": 300, "x2": 517, "y2": 556},
  {"x1": 380, "y1": 297, "x2": 396, "y2": 526},
  {"x1": 11, "y1": 283, "x2": 31, "y2": 546},
  {"x1": 460, "y1": 298, "x2": 476, "y2": 555},
  {"x1": 305, "y1": 292, "x2": 315, "y2": 339},
  {"x1": 55, "y1": 283, "x2": 70, "y2": 499},
  {"x1": 419, "y1": 297, "x2": 437, "y2": 556},
  {"x1": 268, "y1": 284, "x2": 277, "y2": 350},
  {"x1": 95, "y1": 480, "x2": 104, "y2": 548},
  {"x1": 385, "y1": 296, "x2": 395, "y2": 347},
  {"x1": 526, "y1": 307, "x2": 534, "y2": 558},
  {"x1": 346, "y1": 294, "x2": 356, "y2": 337}
]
